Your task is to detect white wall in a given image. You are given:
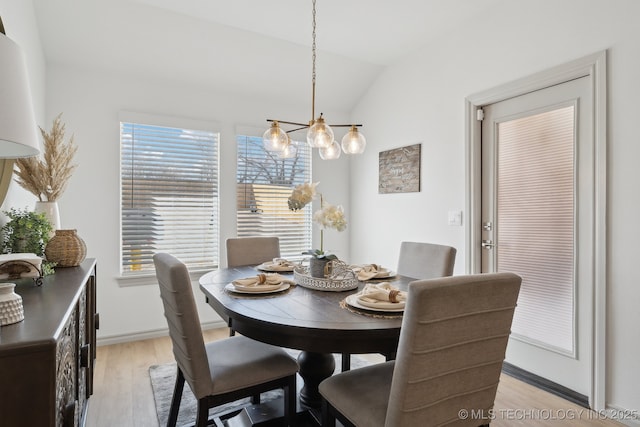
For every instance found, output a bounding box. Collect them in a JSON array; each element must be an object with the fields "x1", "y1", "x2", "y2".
[
  {"x1": 0, "y1": 0, "x2": 46, "y2": 212},
  {"x1": 349, "y1": 0, "x2": 639, "y2": 418},
  {"x1": 43, "y1": 62, "x2": 351, "y2": 341},
  {"x1": 7, "y1": 0, "x2": 638, "y2": 417}
]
